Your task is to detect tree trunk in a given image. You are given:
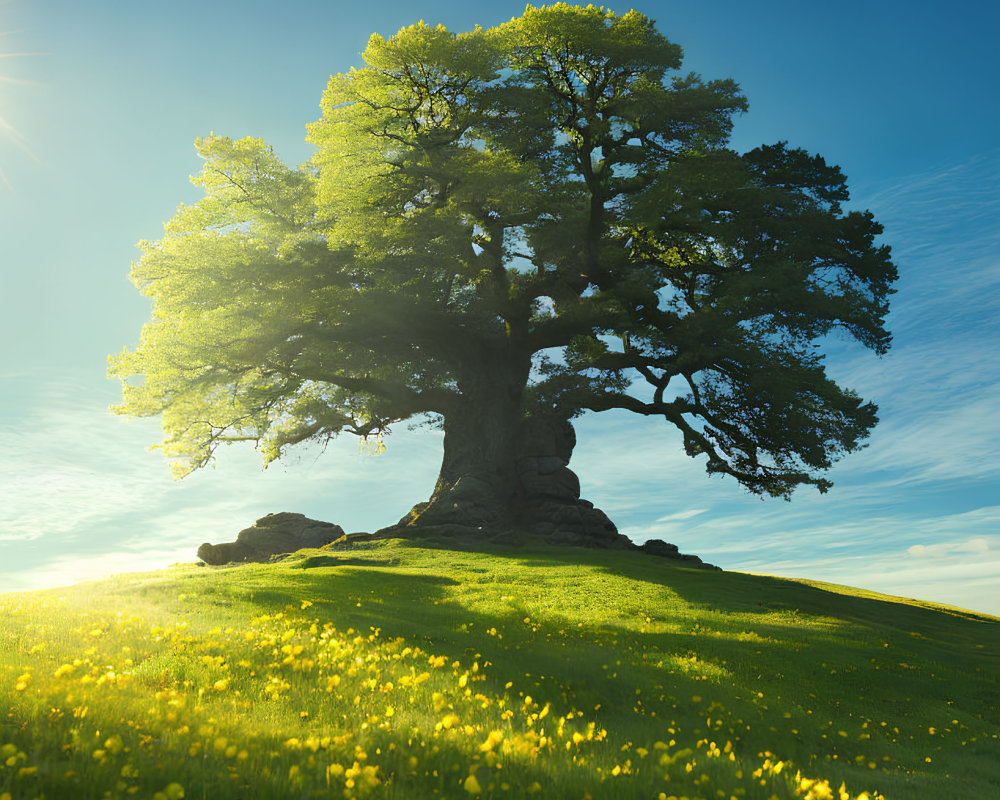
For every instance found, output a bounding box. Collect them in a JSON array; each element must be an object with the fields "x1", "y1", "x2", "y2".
[
  {"x1": 383, "y1": 357, "x2": 627, "y2": 547},
  {"x1": 398, "y1": 360, "x2": 525, "y2": 530}
]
